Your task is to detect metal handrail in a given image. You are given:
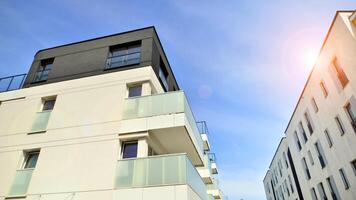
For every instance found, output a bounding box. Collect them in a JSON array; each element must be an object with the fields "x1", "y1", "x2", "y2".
[
  {"x1": 197, "y1": 121, "x2": 209, "y2": 135},
  {"x1": 0, "y1": 73, "x2": 27, "y2": 93}
]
